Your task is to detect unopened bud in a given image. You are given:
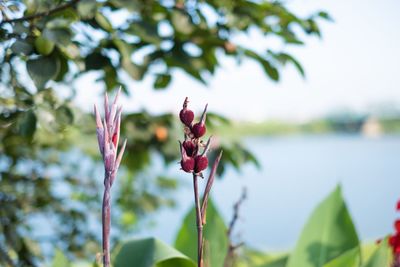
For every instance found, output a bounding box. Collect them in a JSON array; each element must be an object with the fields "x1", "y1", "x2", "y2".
[
  {"x1": 179, "y1": 97, "x2": 194, "y2": 126},
  {"x1": 180, "y1": 141, "x2": 195, "y2": 173},
  {"x1": 192, "y1": 122, "x2": 206, "y2": 138},
  {"x1": 194, "y1": 155, "x2": 208, "y2": 173},
  {"x1": 192, "y1": 104, "x2": 207, "y2": 138},
  {"x1": 180, "y1": 109, "x2": 194, "y2": 126},
  {"x1": 181, "y1": 157, "x2": 195, "y2": 173},
  {"x1": 183, "y1": 140, "x2": 196, "y2": 157}
]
